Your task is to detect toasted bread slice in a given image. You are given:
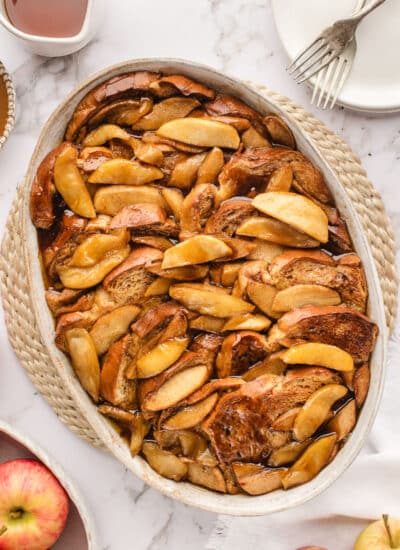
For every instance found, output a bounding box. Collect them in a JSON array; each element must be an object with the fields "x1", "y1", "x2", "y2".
[
  {"x1": 273, "y1": 306, "x2": 377, "y2": 363},
  {"x1": 100, "y1": 335, "x2": 137, "y2": 409},
  {"x1": 204, "y1": 199, "x2": 256, "y2": 236}
]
